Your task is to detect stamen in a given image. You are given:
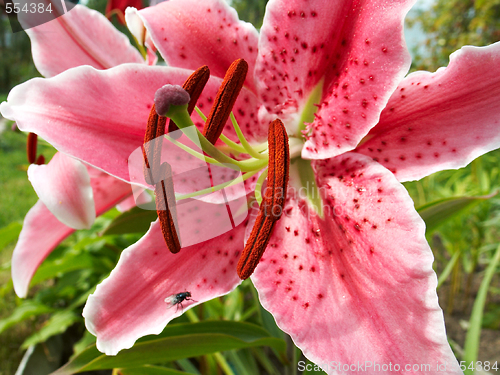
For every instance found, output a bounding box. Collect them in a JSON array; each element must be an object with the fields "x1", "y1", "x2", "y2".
[
  {"x1": 203, "y1": 59, "x2": 248, "y2": 144},
  {"x1": 237, "y1": 213, "x2": 276, "y2": 280},
  {"x1": 35, "y1": 155, "x2": 45, "y2": 165},
  {"x1": 263, "y1": 119, "x2": 289, "y2": 219},
  {"x1": 143, "y1": 104, "x2": 167, "y2": 185},
  {"x1": 155, "y1": 162, "x2": 181, "y2": 253},
  {"x1": 27, "y1": 132, "x2": 38, "y2": 164},
  {"x1": 237, "y1": 119, "x2": 290, "y2": 280},
  {"x1": 168, "y1": 65, "x2": 210, "y2": 135}
]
